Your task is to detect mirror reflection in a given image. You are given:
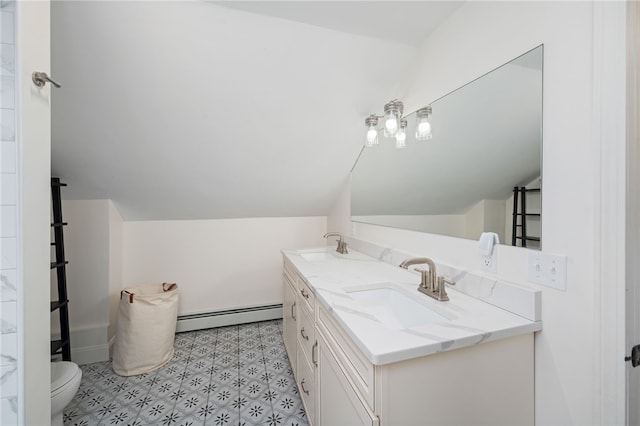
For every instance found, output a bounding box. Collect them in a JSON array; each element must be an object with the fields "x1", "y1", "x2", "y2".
[{"x1": 351, "y1": 46, "x2": 543, "y2": 248}]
